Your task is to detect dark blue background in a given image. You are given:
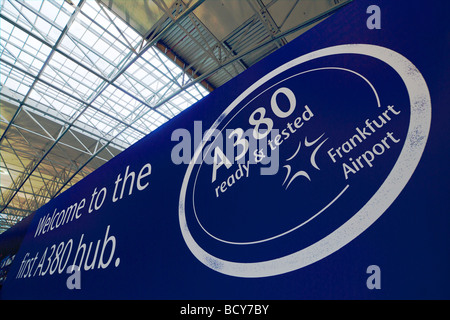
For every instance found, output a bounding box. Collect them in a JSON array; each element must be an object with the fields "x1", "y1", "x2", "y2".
[{"x1": 1, "y1": 0, "x2": 449, "y2": 299}]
